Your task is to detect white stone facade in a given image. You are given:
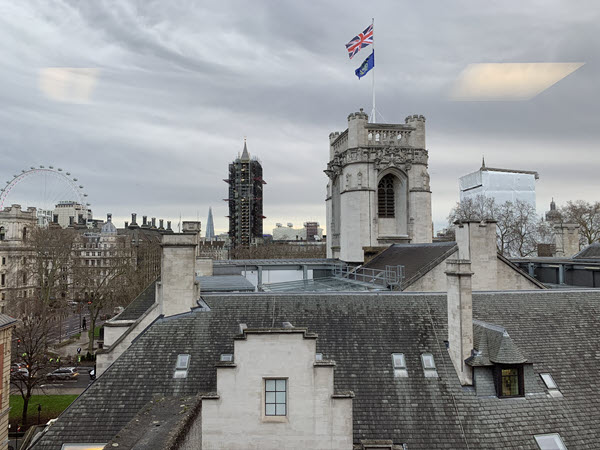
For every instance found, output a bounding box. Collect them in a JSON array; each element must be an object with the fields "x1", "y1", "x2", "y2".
[
  {"x1": 326, "y1": 110, "x2": 432, "y2": 263},
  {"x1": 0, "y1": 205, "x2": 38, "y2": 311},
  {"x1": 201, "y1": 329, "x2": 353, "y2": 449}
]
